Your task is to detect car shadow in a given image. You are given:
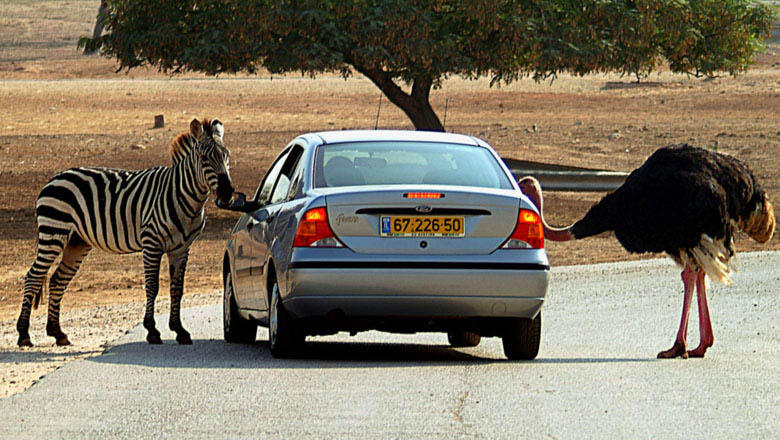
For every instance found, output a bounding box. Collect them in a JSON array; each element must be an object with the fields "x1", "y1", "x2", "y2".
[
  {"x1": 88, "y1": 339, "x2": 499, "y2": 369},
  {"x1": 87, "y1": 338, "x2": 656, "y2": 369}
]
